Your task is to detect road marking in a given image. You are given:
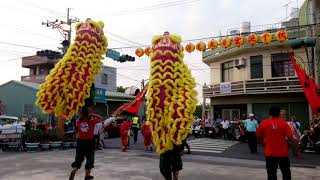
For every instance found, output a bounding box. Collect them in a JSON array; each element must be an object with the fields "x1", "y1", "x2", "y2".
[{"x1": 187, "y1": 138, "x2": 238, "y2": 154}]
